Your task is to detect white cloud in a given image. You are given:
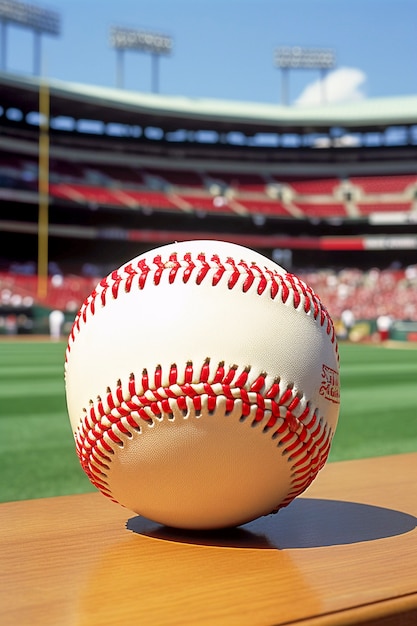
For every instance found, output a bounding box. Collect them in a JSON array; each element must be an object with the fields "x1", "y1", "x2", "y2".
[{"x1": 295, "y1": 67, "x2": 367, "y2": 107}]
